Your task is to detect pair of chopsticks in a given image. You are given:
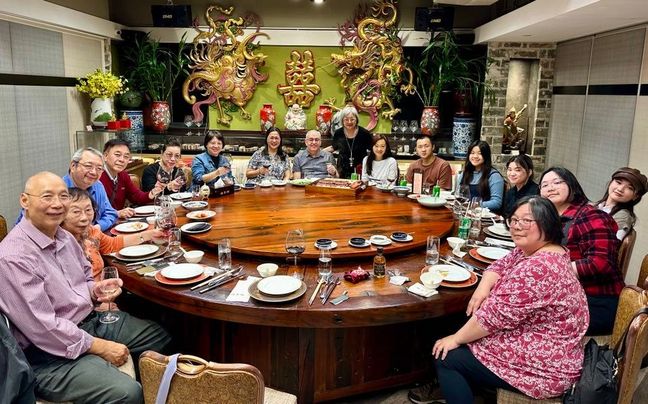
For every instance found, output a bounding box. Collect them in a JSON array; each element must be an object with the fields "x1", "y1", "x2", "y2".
[
  {"x1": 190, "y1": 265, "x2": 242, "y2": 292},
  {"x1": 308, "y1": 277, "x2": 326, "y2": 306}
]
